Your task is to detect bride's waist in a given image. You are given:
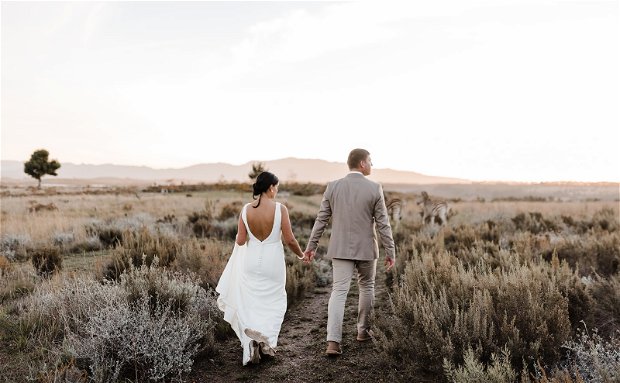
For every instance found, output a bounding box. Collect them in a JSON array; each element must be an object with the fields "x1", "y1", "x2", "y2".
[{"x1": 248, "y1": 240, "x2": 282, "y2": 246}]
